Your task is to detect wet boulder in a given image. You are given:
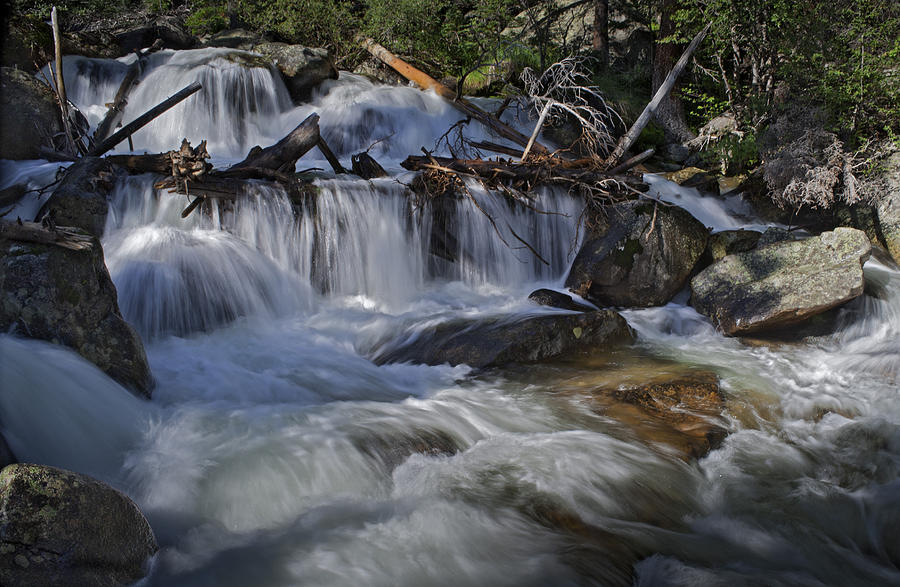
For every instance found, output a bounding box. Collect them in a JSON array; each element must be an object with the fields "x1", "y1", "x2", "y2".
[
  {"x1": 700, "y1": 229, "x2": 761, "y2": 266},
  {"x1": 565, "y1": 200, "x2": 708, "y2": 307},
  {"x1": 0, "y1": 68, "x2": 64, "y2": 160},
  {"x1": 253, "y1": 43, "x2": 338, "y2": 102},
  {"x1": 528, "y1": 288, "x2": 595, "y2": 312},
  {"x1": 38, "y1": 157, "x2": 122, "y2": 237},
  {"x1": 0, "y1": 221, "x2": 154, "y2": 397},
  {"x1": 875, "y1": 152, "x2": 900, "y2": 265},
  {"x1": 690, "y1": 227, "x2": 871, "y2": 336},
  {"x1": 374, "y1": 310, "x2": 633, "y2": 369},
  {"x1": 115, "y1": 17, "x2": 197, "y2": 53},
  {"x1": 0, "y1": 464, "x2": 157, "y2": 587},
  {"x1": 352, "y1": 427, "x2": 461, "y2": 472},
  {"x1": 603, "y1": 370, "x2": 727, "y2": 459}
]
